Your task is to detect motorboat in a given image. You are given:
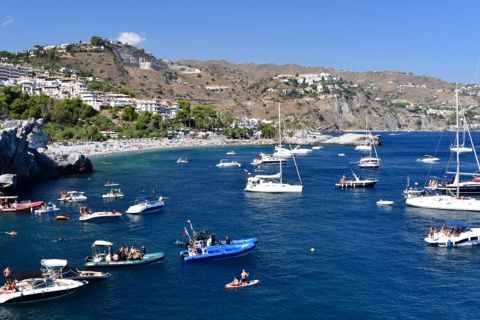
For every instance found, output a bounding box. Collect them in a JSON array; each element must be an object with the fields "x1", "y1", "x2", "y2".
[
  {"x1": 180, "y1": 242, "x2": 257, "y2": 263},
  {"x1": 102, "y1": 189, "x2": 124, "y2": 198},
  {"x1": 290, "y1": 146, "x2": 313, "y2": 155},
  {"x1": 104, "y1": 181, "x2": 120, "y2": 187},
  {"x1": 0, "y1": 277, "x2": 85, "y2": 304},
  {"x1": 180, "y1": 220, "x2": 258, "y2": 263},
  {"x1": 85, "y1": 240, "x2": 165, "y2": 268},
  {"x1": 0, "y1": 196, "x2": 43, "y2": 212},
  {"x1": 417, "y1": 155, "x2": 440, "y2": 163},
  {"x1": 216, "y1": 159, "x2": 241, "y2": 168},
  {"x1": 251, "y1": 153, "x2": 286, "y2": 165},
  {"x1": 245, "y1": 104, "x2": 303, "y2": 193},
  {"x1": 425, "y1": 220, "x2": 480, "y2": 247},
  {"x1": 41, "y1": 259, "x2": 111, "y2": 284},
  {"x1": 312, "y1": 146, "x2": 323, "y2": 150},
  {"x1": 58, "y1": 190, "x2": 87, "y2": 202},
  {"x1": 125, "y1": 196, "x2": 165, "y2": 214},
  {"x1": 177, "y1": 158, "x2": 188, "y2": 163},
  {"x1": 335, "y1": 171, "x2": 378, "y2": 188},
  {"x1": 376, "y1": 199, "x2": 394, "y2": 206},
  {"x1": 79, "y1": 211, "x2": 122, "y2": 222},
  {"x1": 226, "y1": 150, "x2": 235, "y2": 155},
  {"x1": 34, "y1": 202, "x2": 60, "y2": 214},
  {"x1": 273, "y1": 146, "x2": 293, "y2": 158}
]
